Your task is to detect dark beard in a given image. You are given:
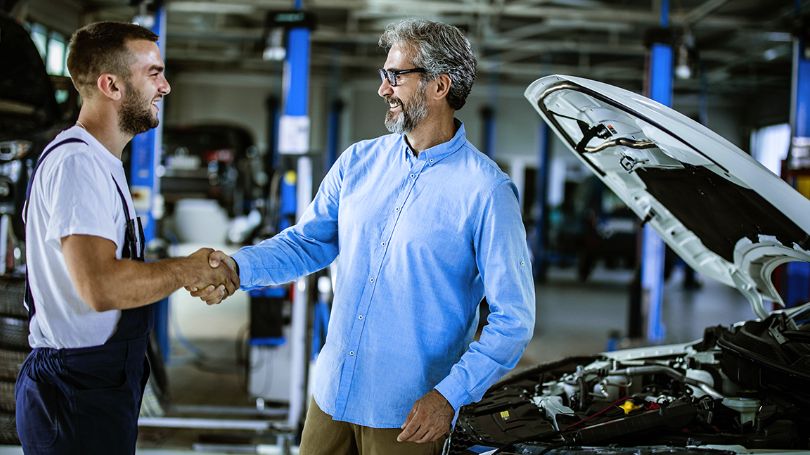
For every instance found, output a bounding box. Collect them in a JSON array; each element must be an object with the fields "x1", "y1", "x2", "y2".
[
  {"x1": 384, "y1": 82, "x2": 428, "y2": 134},
  {"x1": 119, "y1": 81, "x2": 158, "y2": 136}
]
